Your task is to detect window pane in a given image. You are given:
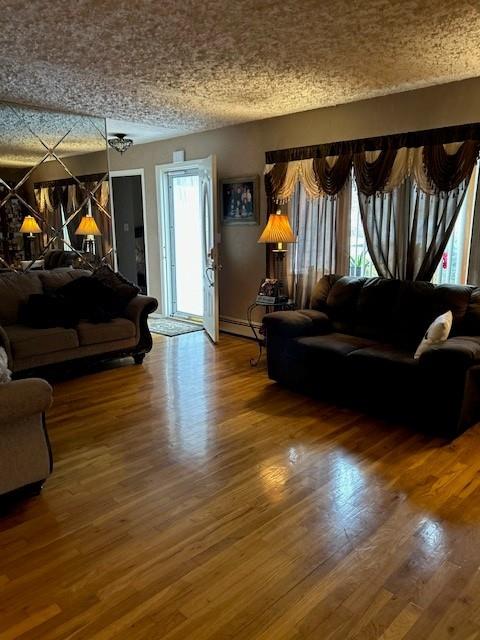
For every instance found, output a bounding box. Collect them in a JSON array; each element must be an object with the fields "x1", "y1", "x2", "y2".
[
  {"x1": 349, "y1": 180, "x2": 377, "y2": 278},
  {"x1": 171, "y1": 174, "x2": 203, "y2": 317},
  {"x1": 432, "y1": 168, "x2": 478, "y2": 285}
]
